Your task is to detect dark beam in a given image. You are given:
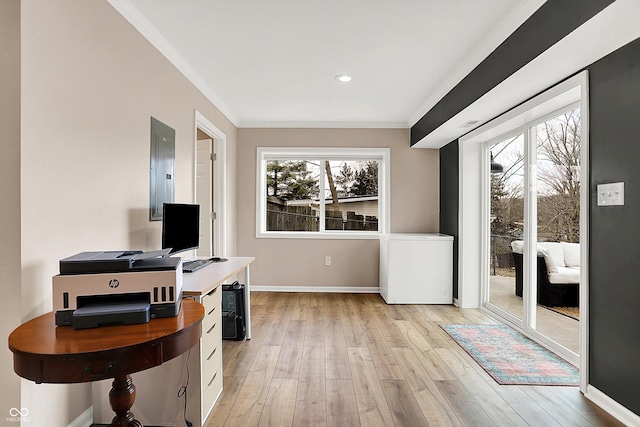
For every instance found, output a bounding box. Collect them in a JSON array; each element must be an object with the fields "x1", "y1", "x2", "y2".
[{"x1": 410, "y1": 0, "x2": 615, "y2": 146}]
